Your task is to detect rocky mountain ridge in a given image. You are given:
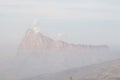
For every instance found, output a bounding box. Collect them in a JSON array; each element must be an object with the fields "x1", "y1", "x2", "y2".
[{"x1": 18, "y1": 27, "x2": 108, "y2": 52}]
